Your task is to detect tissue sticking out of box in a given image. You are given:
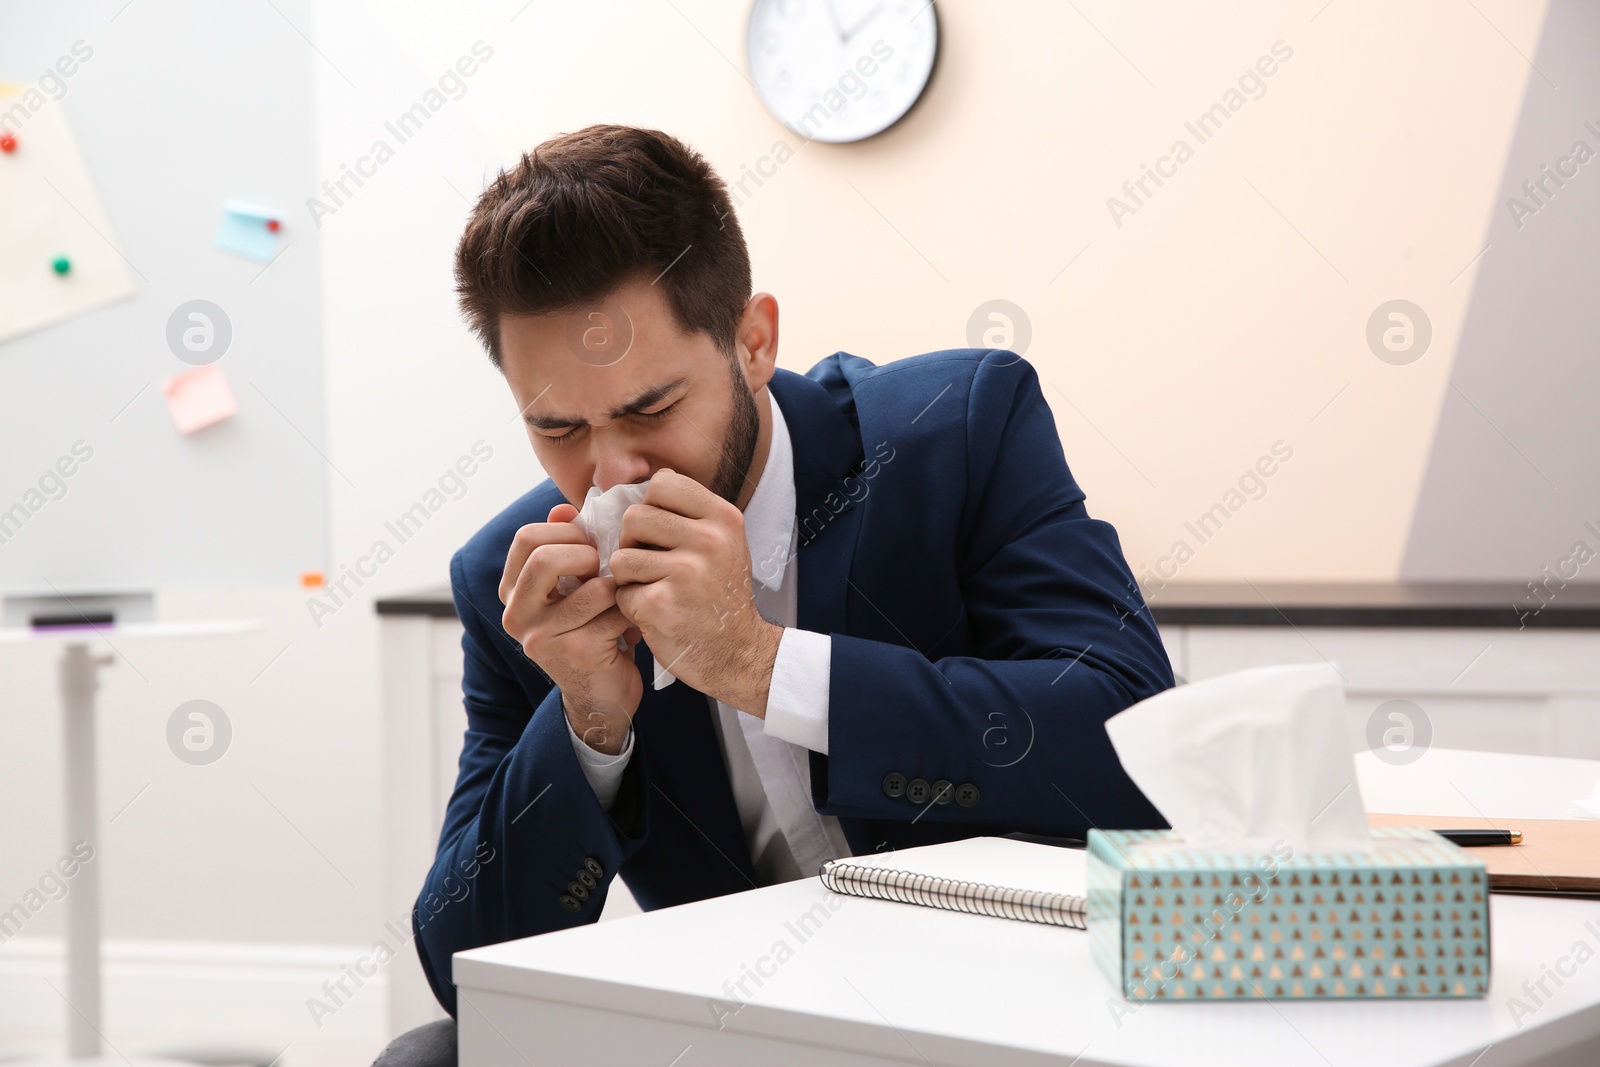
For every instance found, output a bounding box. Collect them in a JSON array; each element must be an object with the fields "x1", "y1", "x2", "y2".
[
  {"x1": 553, "y1": 482, "x2": 677, "y2": 689},
  {"x1": 1104, "y1": 663, "x2": 1372, "y2": 852}
]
